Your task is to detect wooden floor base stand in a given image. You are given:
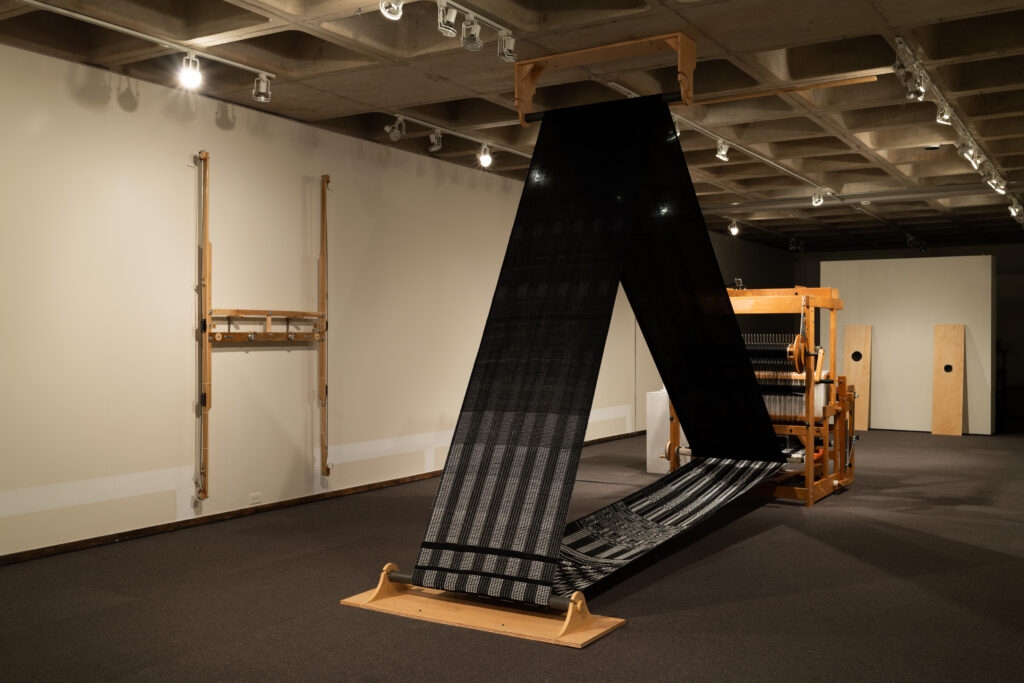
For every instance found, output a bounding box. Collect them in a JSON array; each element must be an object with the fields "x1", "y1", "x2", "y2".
[{"x1": 341, "y1": 564, "x2": 624, "y2": 648}]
